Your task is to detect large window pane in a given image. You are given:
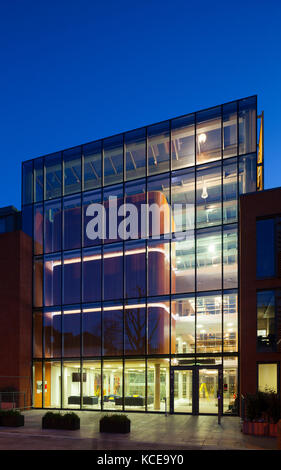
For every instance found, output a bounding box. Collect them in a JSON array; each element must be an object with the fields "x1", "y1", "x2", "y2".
[
  {"x1": 63, "y1": 194, "x2": 81, "y2": 250},
  {"x1": 44, "y1": 253, "x2": 61, "y2": 307},
  {"x1": 103, "y1": 359, "x2": 123, "y2": 410},
  {"x1": 63, "y1": 306, "x2": 81, "y2": 357},
  {"x1": 34, "y1": 158, "x2": 43, "y2": 202},
  {"x1": 103, "y1": 302, "x2": 123, "y2": 356},
  {"x1": 83, "y1": 189, "x2": 102, "y2": 247},
  {"x1": 124, "y1": 300, "x2": 146, "y2": 355},
  {"x1": 44, "y1": 199, "x2": 62, "y2": 253},
  {"x1": 223, "y1": 357, "x2": 238, "y2": 414},
  {"x1": 147, "y1": 297, "x2": 170, "y2": 354},
  {"x1": 147, "y1": 359, "x2": 170, "y2": 412},
  {"x1": 34, "y1": 203, "x2": 43, "y2": 255},
  {"x1": 103, "y1": 184, "x2": 123, "y2": 243},
  {"x1": 171, "y1": 168, "x2": 195, "y2": 233},
  {"x1": 223, "y1": 291, "x2": 238, "y2": 353},
  {"x1": 196, "y1": 293, "x2": 222, "y2": 353},
  {"x1": 63, "y1": 251, "x2": 81, "y2": 305},
  {"x1": 147, "y1": 173, "x2": 170, "y2": 236},
  {"x1": 196, "y1": 161, "x2": 222, "y2": 229},
  {"x1": 124, "y1": 359, "x2": 145, "y2": 411},
  {"x1": 33, "y1": 362, "x2": 43, "y2": 408},
  {"x1": 196, "y1": 226, "x2": 222, "y2": 291},
  {"x1": 148, "y1": 121, "x2": 170, "y2": 175},
  {"x1": 257, "y1": 290, "x2": 277, "y2": 352},
  {"x1": 223, "y1": 102, "x2": 237, "y2": 158},
  {"x1": 82, "y1": 360, "x2": 101, "y2": 410},
  {"x1": 256, "y1": 218, "x2": 275, "y2": 278},
  {"x1": 148, "y1": 239, "x2": 170, "y2": 296},
  {"x1": 124, "y1": 179, "x2": 146, "y2": 240},
  {"x1": 82, "y1": 305, "x2": 101, "y2": 356},
  {"x1": 63, "y1": 146, "x2": 81, "y2": 195},
  {"x1": 103, "y1": 243, "x2": 123, "y2": 301},
  {"x1": 125, "y1": 240, "x2": 146, "y2": 298},
  {"x1": 223, "y1": 158, "x2": 237, "y2": 224},
  {"x1": 223, "y1": 224, "x2": 238, "y2": 289},
  {"x1": 83, "y1": 141, "x2": 102, "y2": 191},
  {"x1": 103, "y1": 135, "x2": 123, "y2": 186},
  {"x1": 22, "y1": 160, "x2": 33, "y2": 205},
  {"x1": 239, "y1": 96, "x2": 256, "y2": 155},
  {"x1": 82, "y1": 247, "x2": 102, "y2": 302},
  {"x1": 196, "y1": 107, "x2": 221, "y2": 164},
  {"x1": 171, "y1": 296, "x2": 195, "y2": 354},
  {"x1": 44, "y1": 308, "x2": 61, "y2": 358},
  {"x1": 171, "y1": 234, "x2": 195, "y2": 294},
  {"x1": 45, "y1": 153, "x2": 62, "y2": 200},
  {"x1": 239, "y1": 153, "x2": 257, "y2": 194},
  {"x1": 171, "y1": 114, "x2": 195, "y2": 170},
  {"x1": 125, "y1": 128, "x2": 146, "y2": 181},
  {"x1": 258, "y1": 363, "x2": 278, "y2": 393},
  {"x1": 62, "y1": 361, "x2": 81, "y2": 408},
  {"x1": 44, "y1": 361, "x2": 61, "y2": 408}
]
